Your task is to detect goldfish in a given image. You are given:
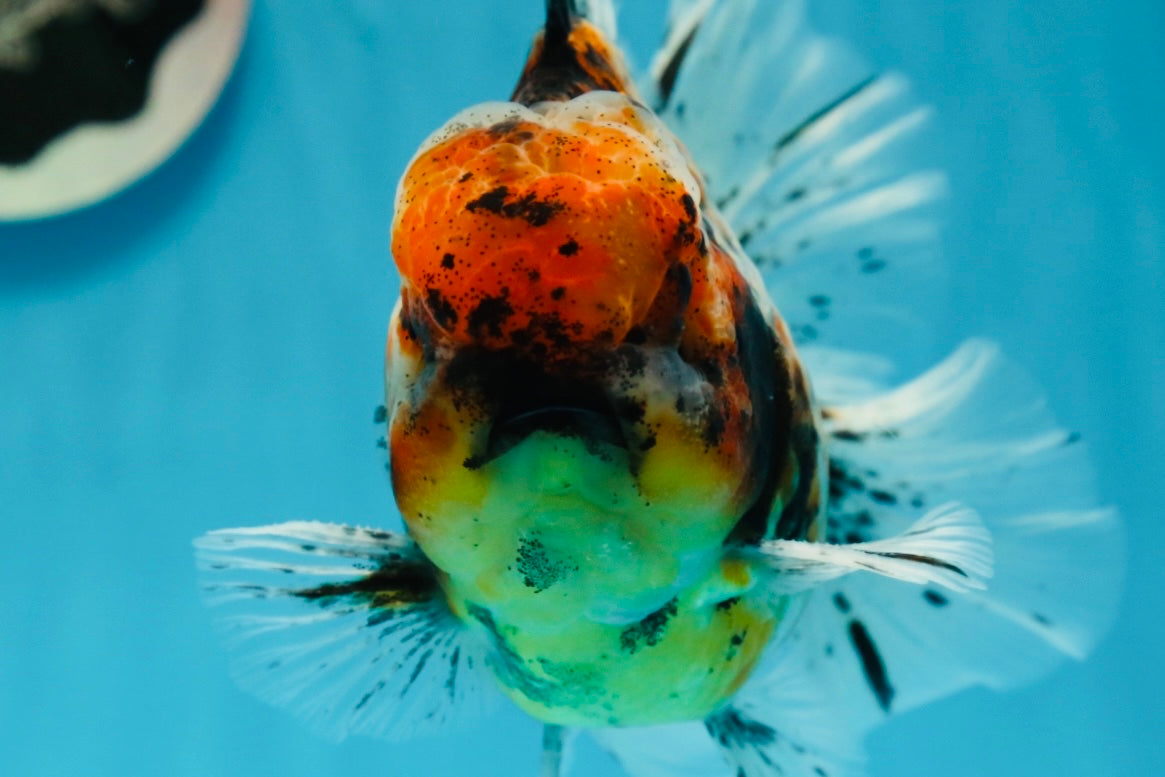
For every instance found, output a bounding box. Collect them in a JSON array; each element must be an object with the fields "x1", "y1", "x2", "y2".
[{"x1": 195, "y1": 2, "x2": 1123, "y2": 775}]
